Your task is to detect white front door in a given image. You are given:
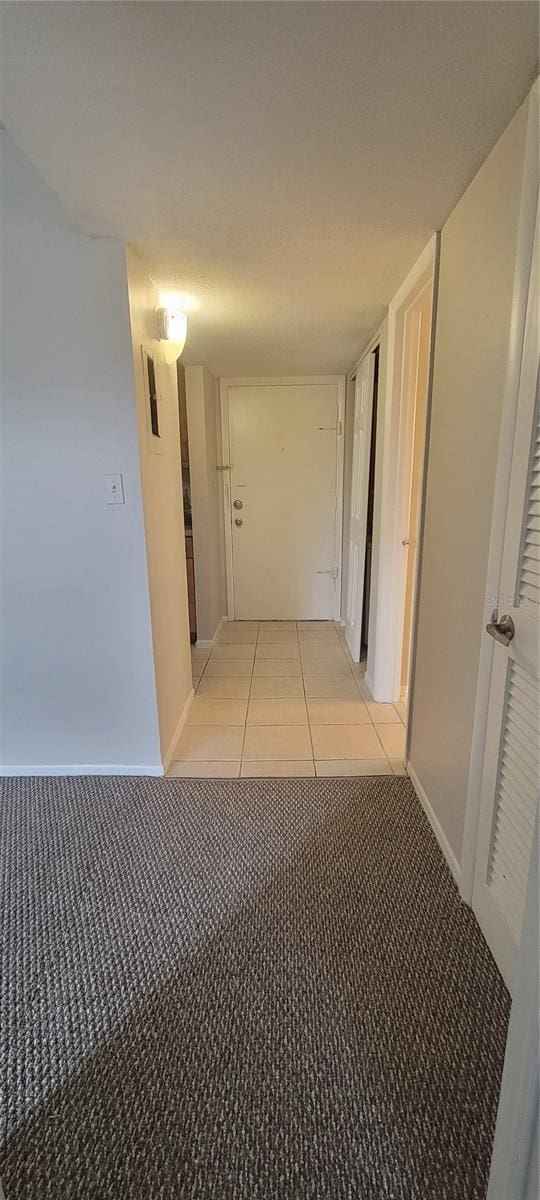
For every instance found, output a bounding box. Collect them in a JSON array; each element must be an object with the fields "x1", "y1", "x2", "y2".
[
  {"x1": 345, "y1": 351, "x2": 375, "y2": 661},
  {"x1": 226, "y1": 382, "x2": 343, "y2": 620},
  {"x1": 472, "y1": 206, "x2": 539, "y2": 991}
]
